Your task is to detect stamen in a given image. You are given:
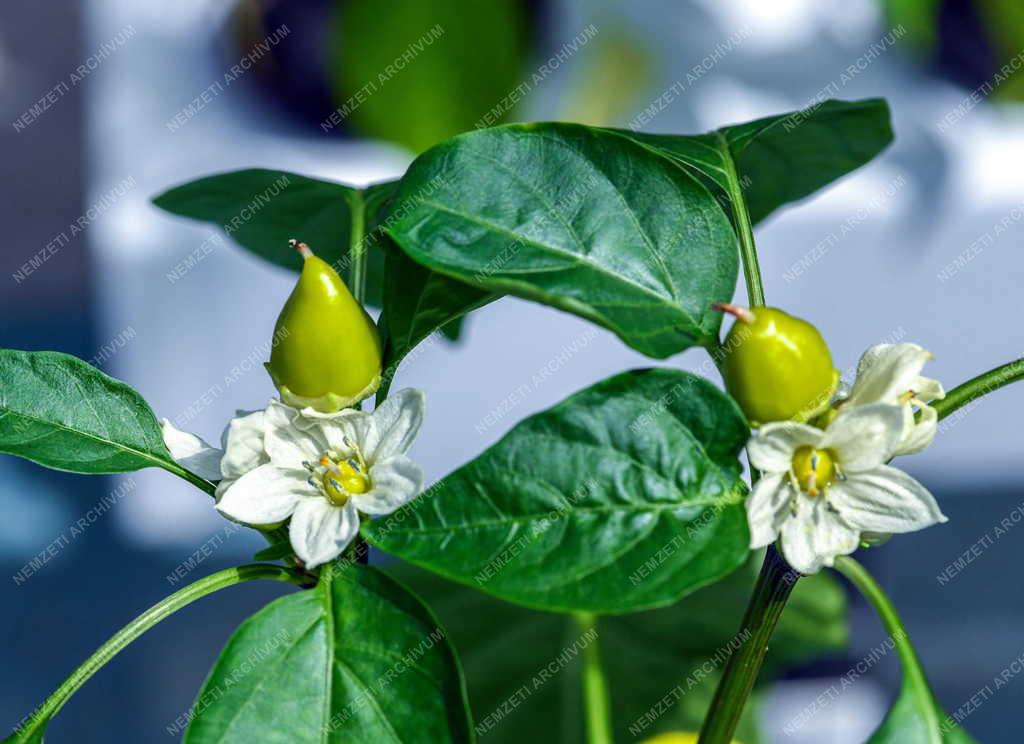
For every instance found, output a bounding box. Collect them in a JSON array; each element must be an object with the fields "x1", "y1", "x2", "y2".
[{"x1": 319, "y1": 455, "x2": 342, "y2": 475}]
